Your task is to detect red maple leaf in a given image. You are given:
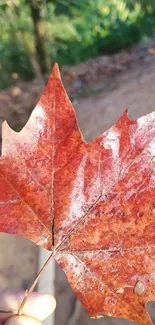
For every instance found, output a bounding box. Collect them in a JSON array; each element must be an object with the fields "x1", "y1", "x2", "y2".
[{"x1": 0, "y1": 64, "x2": 155, "y2": 325}]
